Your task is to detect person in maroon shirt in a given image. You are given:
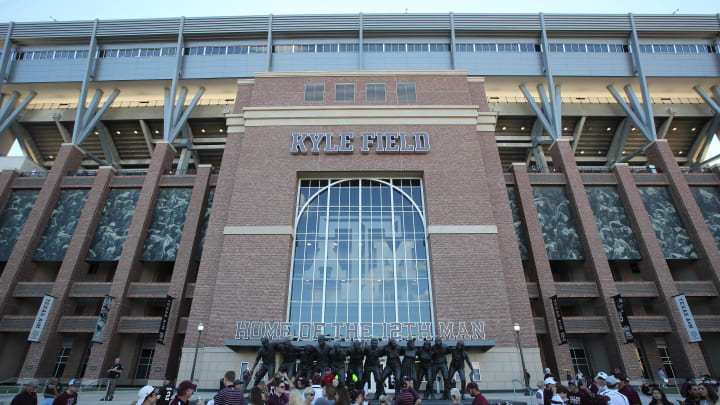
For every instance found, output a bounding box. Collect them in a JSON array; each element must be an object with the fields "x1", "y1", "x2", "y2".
[
  {"x1": 170, "y1": 381, "x2": 203, "y2": 405},
  {"x1": 11, "y1": 380, "x2": 38, "y2": 405},
  {"x1": 53, "y1": 379, "x2": 80, "y2": 405},
  {"x1": 321, "y1": 369, "x2": 336, "y2": 388},
  {"x1": 614, "y1": 374, "x2": 641, "y2": 405},
  {"x1": 467, "y1": 383, "x2": 489, "y2": 405},
  {"x1": 267, "y1": 382, "x2": 289, "y2": 405},
  {"x1": 568, "y1": 381, "x2": 593, "y2": 405}
]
